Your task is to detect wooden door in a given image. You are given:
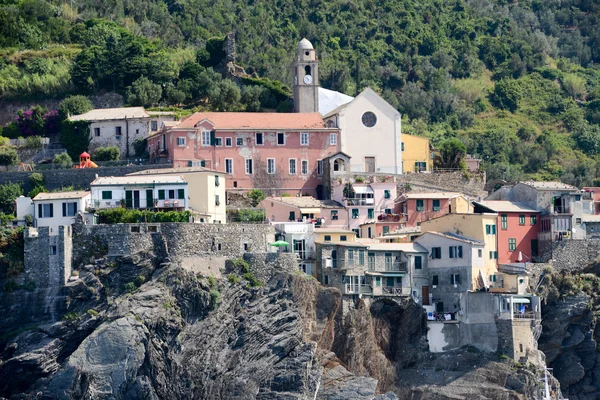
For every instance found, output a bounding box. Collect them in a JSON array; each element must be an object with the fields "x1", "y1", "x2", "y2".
[
  {"x1": 421, "y1": 286, "x2": 430, "y2": 305},
  {"x1": 365, "y1": 157, "x2": 375, "y2": 173}
]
